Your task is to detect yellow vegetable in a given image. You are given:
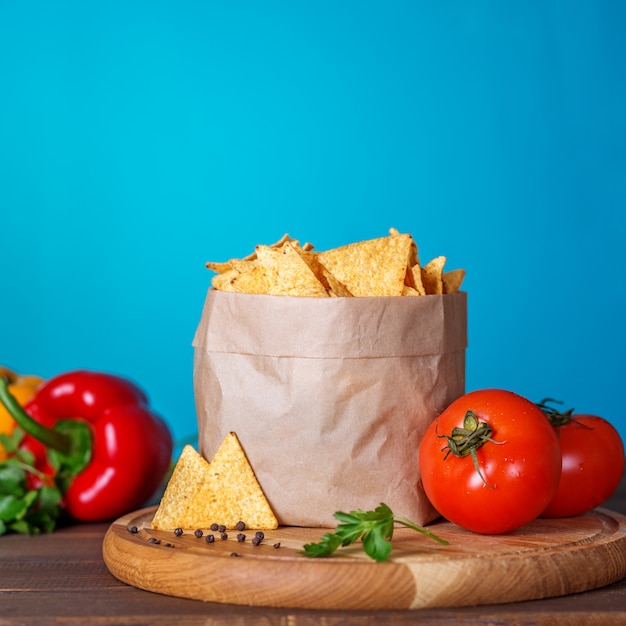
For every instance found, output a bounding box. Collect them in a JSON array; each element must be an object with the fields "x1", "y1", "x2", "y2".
[{"x1": 0, "y1": 366, "x2": 44, "y2": 460}]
